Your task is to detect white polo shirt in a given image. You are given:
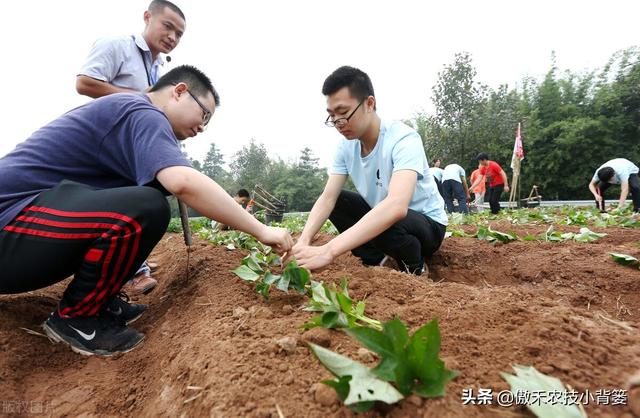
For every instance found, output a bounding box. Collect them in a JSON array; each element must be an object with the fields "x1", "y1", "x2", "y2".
[{"x1": 78, "y1": 34, "x2": 165, "y2": 91}]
